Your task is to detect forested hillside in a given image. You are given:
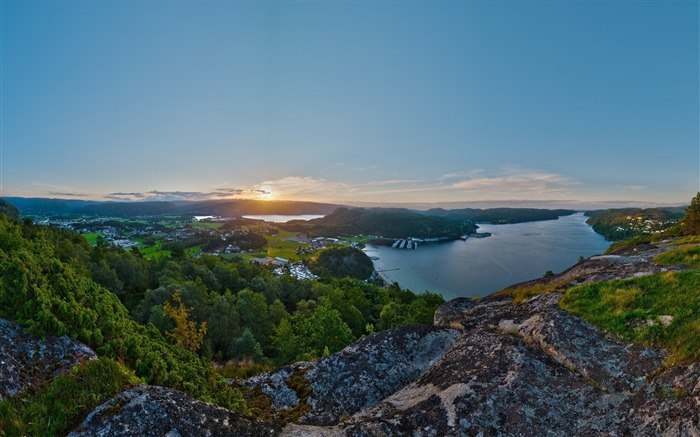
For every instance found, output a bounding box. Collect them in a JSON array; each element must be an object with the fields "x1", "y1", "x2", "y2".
[
  {"x1": 585, "y1": 207, "x2": 685, "y2": 241},
  {"x1": 0, "y1": 202, "x2": 442, "y2": 433},
  {"x1": 283, "y1": 207, "x2": 475, "y2": 238},
  {"x1": 422, "y1": 207, "x2": 576, "y2": 224}
]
